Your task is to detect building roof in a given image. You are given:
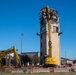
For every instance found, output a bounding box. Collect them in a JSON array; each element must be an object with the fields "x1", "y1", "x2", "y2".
[
  {"x1": 61, "y1": 57, "x2": 73, "y2": 61},
  {"x1": 19, "y1": 54, "x2": 35, "y2": 59},
  {"x1": 21, "y1": 52, "x2": 39, "y2": 54},
  {"x1": 19, "y1": 52, "x2": 40, "y2": 58},
  {"x1": 0, "y1": 50, "x2": 5, "y2": 52}
]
